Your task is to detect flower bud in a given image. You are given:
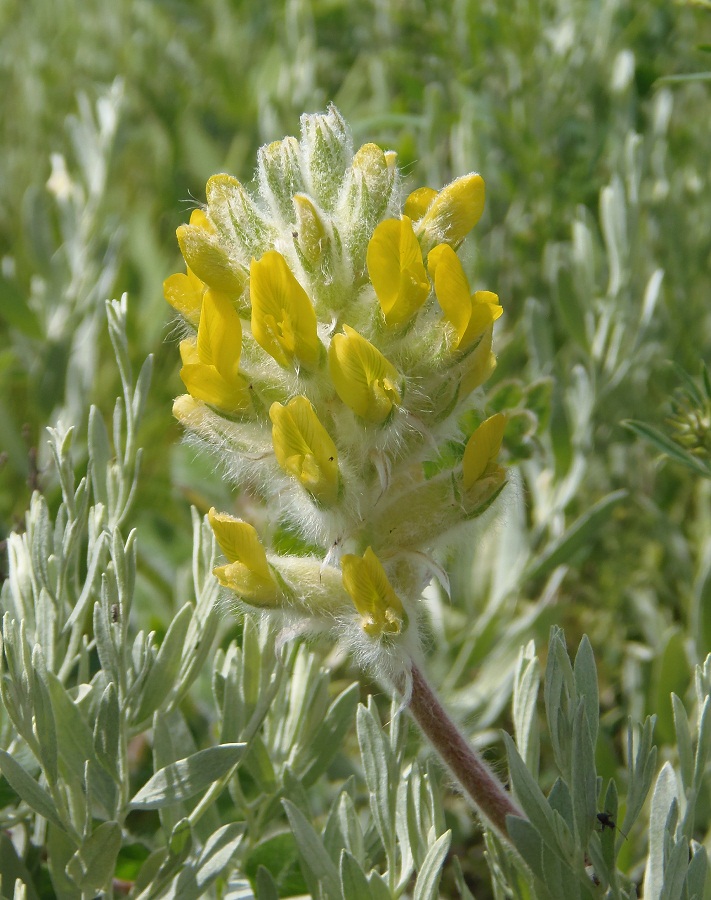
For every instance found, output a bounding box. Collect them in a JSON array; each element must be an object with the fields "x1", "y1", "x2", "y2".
[
  {"x1": 328, "y1": 325, "x2": 401, "y2": 423},
  {"x1": 209, "y1": 509, "x2": 281, "y2": 607}
]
